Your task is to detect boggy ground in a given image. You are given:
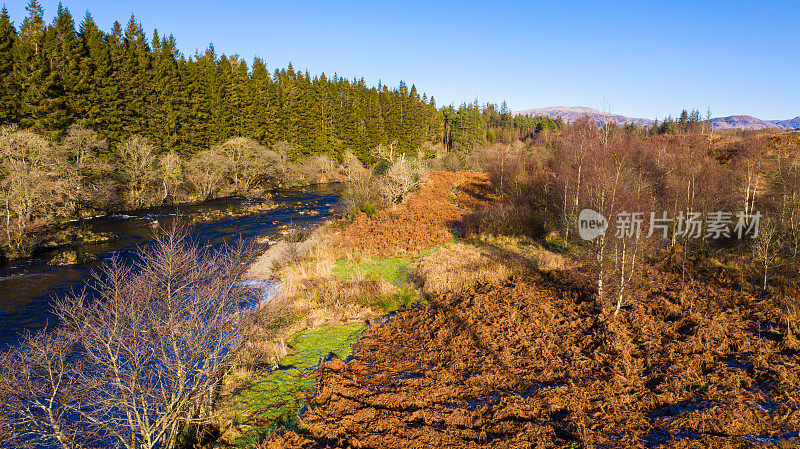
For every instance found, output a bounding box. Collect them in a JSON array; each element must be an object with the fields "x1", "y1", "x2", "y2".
[{"x1": 269, "y1": 258, "x2": 800, "y2": 448}]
